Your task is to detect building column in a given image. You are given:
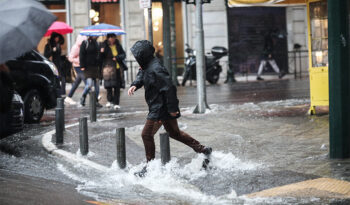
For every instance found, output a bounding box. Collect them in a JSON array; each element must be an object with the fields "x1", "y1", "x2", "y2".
[
  {"x1": 70, "y1": 0, "x2": 90, "y2": 41},
  {"x1": 328, "y1": 0, "x2": 350, "y2": 158}
]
